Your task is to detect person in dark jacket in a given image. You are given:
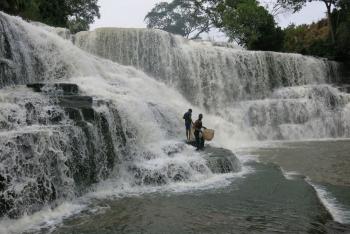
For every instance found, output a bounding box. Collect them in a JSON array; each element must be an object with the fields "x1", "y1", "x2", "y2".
[
  {"x1": 193, "y1": 114, "x2": 206, "y2": 150},
  {"x1": 183, "y1": 109, "x2": 193, "y2": 141}
]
